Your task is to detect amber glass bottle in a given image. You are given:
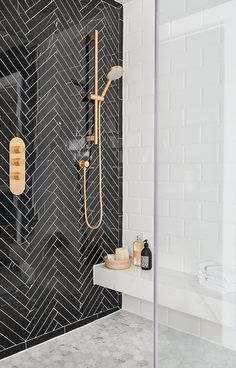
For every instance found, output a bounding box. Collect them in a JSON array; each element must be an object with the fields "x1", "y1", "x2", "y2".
[{"x1": 133, "y1": 235, "x2": 143, "y2": 267}]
